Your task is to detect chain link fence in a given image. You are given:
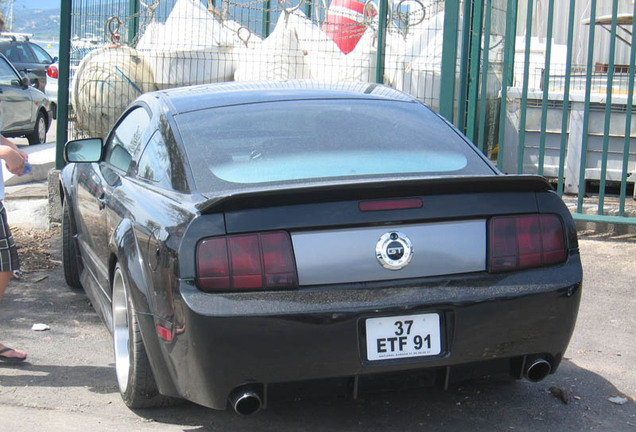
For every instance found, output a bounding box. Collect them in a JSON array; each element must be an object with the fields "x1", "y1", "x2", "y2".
[{"x1": 66, "y1": 0, "x2": 448, "y2": 140}]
